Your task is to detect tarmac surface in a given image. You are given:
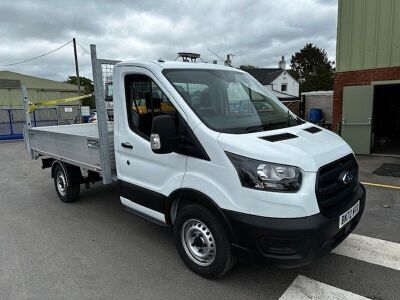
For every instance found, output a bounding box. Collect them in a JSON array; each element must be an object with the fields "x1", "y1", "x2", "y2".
[{"x1": 1, "y1": 141, "x2": 399, "y2": 299}]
